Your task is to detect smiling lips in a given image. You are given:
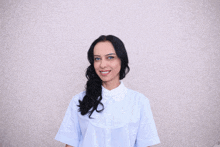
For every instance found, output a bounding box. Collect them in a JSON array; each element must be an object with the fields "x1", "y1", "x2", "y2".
[{"x1": 100, "y1": 70, "x2": 111, "y2": 76}]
